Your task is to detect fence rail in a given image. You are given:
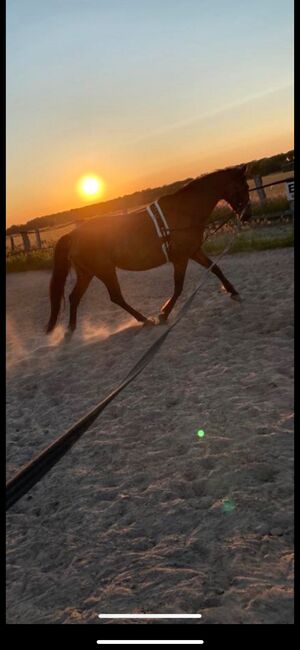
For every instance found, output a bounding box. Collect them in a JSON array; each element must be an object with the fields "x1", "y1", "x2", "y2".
[{"x1": 6, "y1": 175, "x2": 294, "y2": 257}]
